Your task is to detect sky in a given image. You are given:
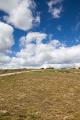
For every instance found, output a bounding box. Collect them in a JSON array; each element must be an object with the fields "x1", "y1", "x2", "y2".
[{"x1": 0, "y1": 0, "x2": 80, "y2": 69}]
